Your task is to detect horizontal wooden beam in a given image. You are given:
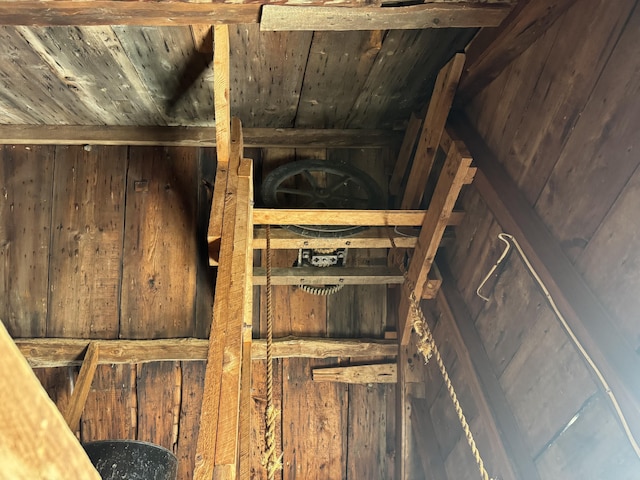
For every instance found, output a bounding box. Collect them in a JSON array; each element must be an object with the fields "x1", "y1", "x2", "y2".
[
  {"x1": 253, "y1": 266, "x2": 404, "y2": 285},
  {"x1": 313, "y1": 363, "x2": 397, "y2": 383},
  {"x1": 450, "y1": 112, "x2": 640, "y2": 450},
  {"x1": 261, "y1": 3, "x2": 511, "y2": 31},
  {"x1": 0, "y1": 125, "x2": 401, "y2": 149},
  {"x1": 253, "y1": 209, "x2": 465, "y2": 227},
  {"x1": 0, "y1": 1, "x2": 261, "y2": 26},
  {"x1": 16, "y1": 337, "x2": 398, "y2": 367}
]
